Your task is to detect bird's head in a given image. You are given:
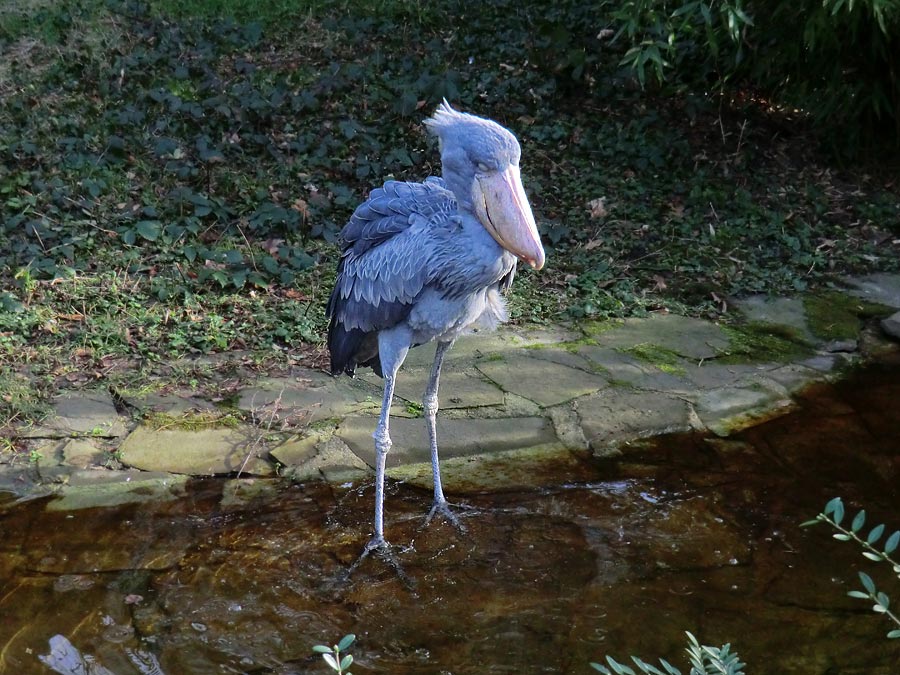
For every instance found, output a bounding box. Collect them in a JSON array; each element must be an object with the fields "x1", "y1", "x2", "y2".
[{"x1": 425, "y1": 101, "x2": 545, "y2": 270}]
